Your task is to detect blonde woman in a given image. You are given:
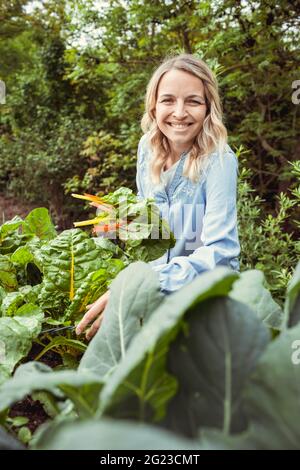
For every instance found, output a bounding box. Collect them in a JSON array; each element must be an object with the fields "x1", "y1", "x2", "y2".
[{"x1": 76, "y1": 53, "x2": 240, "y2": 339}]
